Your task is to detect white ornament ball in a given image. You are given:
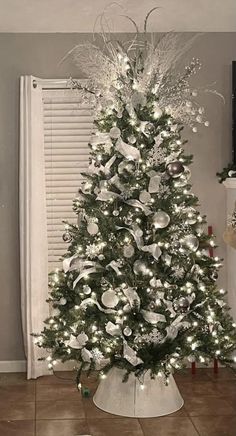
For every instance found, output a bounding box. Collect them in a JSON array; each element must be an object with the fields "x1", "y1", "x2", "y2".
[
  {"x1": 128, "y1": 135, "x2": 136, "y2": 144},
  {"x1": 59, "y1": 297, "x2": 67, "y2": 305},
  {"x1": 101, "y1": 290, "x2": 119, "y2": 308},
  {"x1": 123, "y1": 326, "x2": 132, "y2": 336},
  {"x1": 87, "y1": 222, "x2": 99, "y2": 235},
  {"x1": 153, "y1": 211, "x2": 170, "y2": 229},
  {"x1": 109, "y1": 126, "x2": 121, "y2": 139},
  {"x1": 139, "y1": 190, "x2": 151, "y2": 204},
  {"x1": 123, "y1": 245, "x2": 135, "y2": 258}
]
